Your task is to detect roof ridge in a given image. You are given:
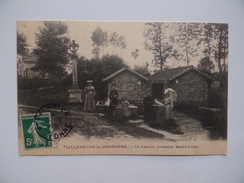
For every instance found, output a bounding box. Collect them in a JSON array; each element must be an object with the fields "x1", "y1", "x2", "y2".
[
  {"x1": 103, "y1": 67, "x2": 149, "y2": 82},
  {"x1": 150, "y1": 65, "x2": 211, "y2": 81}
]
